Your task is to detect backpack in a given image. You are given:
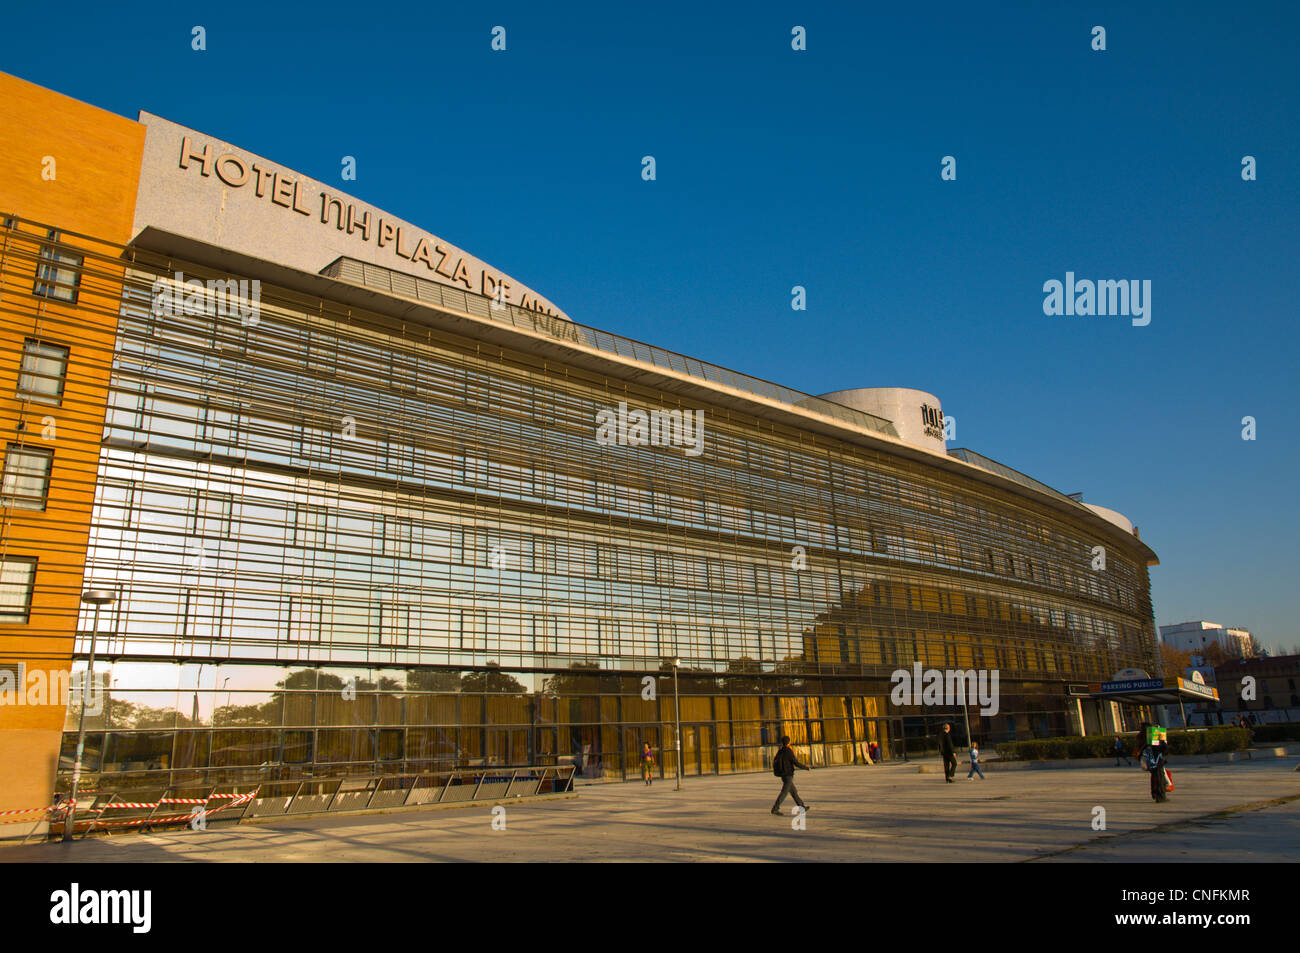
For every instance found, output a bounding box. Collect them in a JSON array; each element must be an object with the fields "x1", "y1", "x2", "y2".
[{"x1": 773, "y1": 749, "x2": 786, "y2": 776}]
